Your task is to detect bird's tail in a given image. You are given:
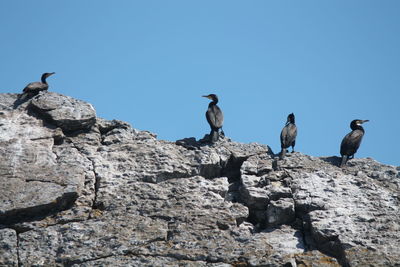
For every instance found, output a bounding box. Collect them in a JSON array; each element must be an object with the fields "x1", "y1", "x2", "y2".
[
  {"x1": 18, "y1": 92, "x2": 29, "y2": 101},
  {"x1": 280, "y1": 148, "x2": 286, "y2": 160},
  {"x1": 340, "y1": 155, "x2": 348, "y2": 167}
]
